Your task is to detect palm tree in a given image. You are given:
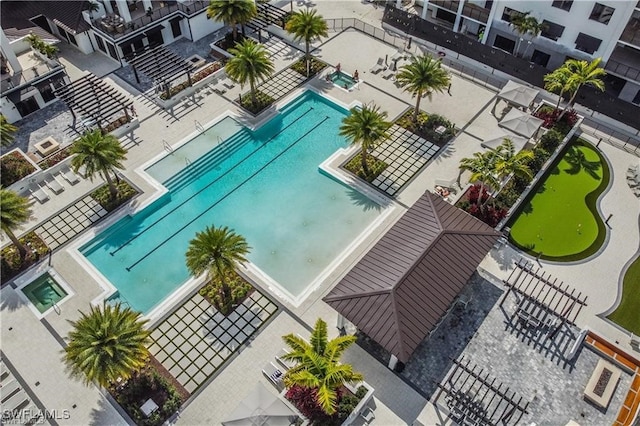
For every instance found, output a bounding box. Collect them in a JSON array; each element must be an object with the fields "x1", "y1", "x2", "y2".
[
  {"x1": 509, "y1": 11, "x2": 545, "y2": 58},
  {"x1": 226, "y1": 39, "x2": 275, "y2": 106},
  {"x1": 206, "y1": 0, "x2": 257, "y2": 42},
  {"x1": 0, "y1": 188, "x2": 32, "y2": 260},
  {"x1": 64, "y1": 303, "x2": 151, "y2": 388},
  {"x1": 492, "y1": 138, "x2": 534, "y2": 182},
  {"x1": 185, "y1": 225, "x2": 250, "y2": 305},
  {"x1": 544, "y1": 66, "x2": 576, "y2": 111},
  {"x1": 0, "y1": 114, "x2": 18, "y2": 147},
  {"x1": 87, "y1": 1, "x2": 100, "y2": 19},
  {"x1": 458, "y1": 151, "x2": 500, "y2": 209},
  {"x1": 282, "y1": 318, "x2": 363, "y2": 415},
  {"x1": 339, "y1": 104, "x2": 390, "y2": 177},
  {"x1": 285, "y1": 9, "x2": 328, "y2": 76},
  {"x1": 563, "y1": 58, "x2": 606, "y2": 110},
  {"x1": 70, "y1": 130, "x2": 127, "y2": 201},
  {"x1": 395, "y1": 55, "x2": 451, "y2": 122}
]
